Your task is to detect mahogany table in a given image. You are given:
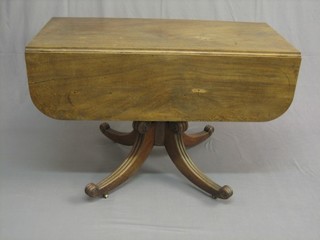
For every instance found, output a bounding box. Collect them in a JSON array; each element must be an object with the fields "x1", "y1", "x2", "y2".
[{"x1": 25, "y1": 18, "x2": 301, "y2": 200}]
